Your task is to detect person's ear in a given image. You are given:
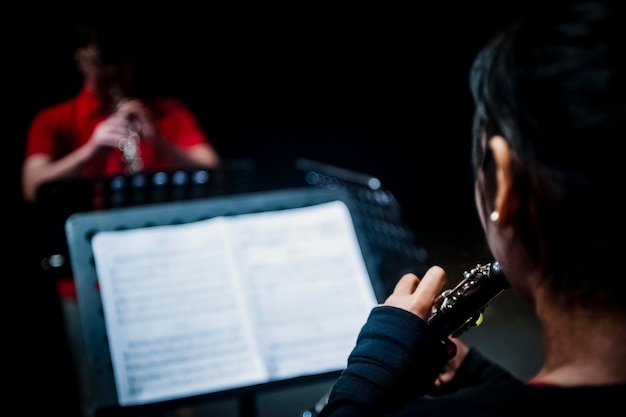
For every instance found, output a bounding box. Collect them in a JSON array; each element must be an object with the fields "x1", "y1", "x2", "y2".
[{"x1": 489, "y1": 135, "x2": 519, "y2": 225}]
